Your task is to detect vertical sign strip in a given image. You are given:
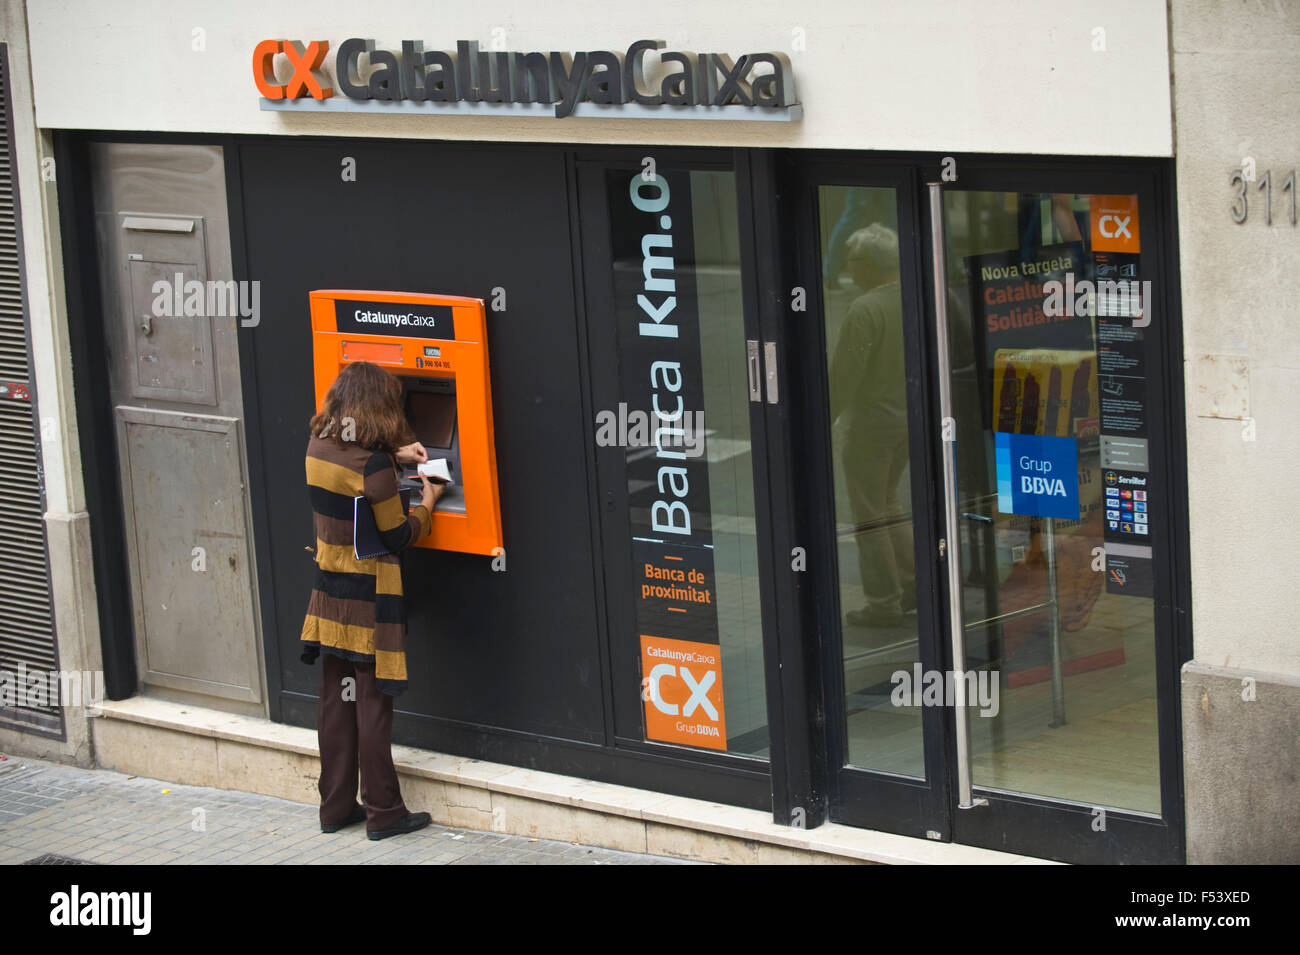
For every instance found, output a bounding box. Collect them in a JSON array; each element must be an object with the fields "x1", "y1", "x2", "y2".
[{"x1": 606, "y1": 167, "x2": 727, "y2": 751}]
